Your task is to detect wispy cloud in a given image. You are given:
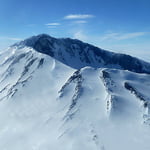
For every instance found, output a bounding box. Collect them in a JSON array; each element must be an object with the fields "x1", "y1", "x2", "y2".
[
  {"x1": 45, "y1": 23, "x2": 60, "y2": 26},
  {"x1": 45, "y1": 22, "x2": 60, "y2": 28},
  {"x1": 72, "y1": 20, "x2": 87, "y2": 24},
  {"x1": 0, "y1": 37, "x2": 22, "y2": 41},
  {"x1": 64, "y1": 14, "x2": 94, "y2": 19},
  {"x1": 73, "y1": 31, "x2": 88, "y2": 41},
  {"x1": 100, "y1": 32, "x2": 148, "y2": 41}
]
